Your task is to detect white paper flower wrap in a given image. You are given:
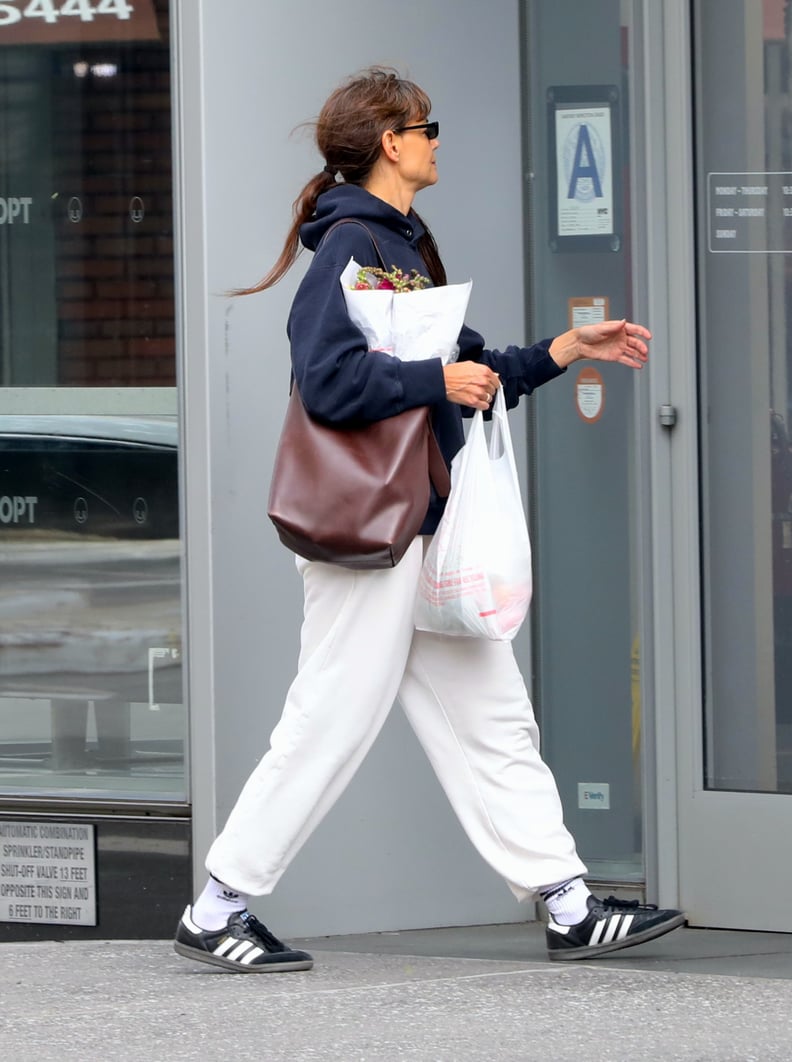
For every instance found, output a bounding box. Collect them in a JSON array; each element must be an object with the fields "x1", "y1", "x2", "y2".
[{"x1": 340, "y1": 257, "x2": 472, "y2": 364}]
